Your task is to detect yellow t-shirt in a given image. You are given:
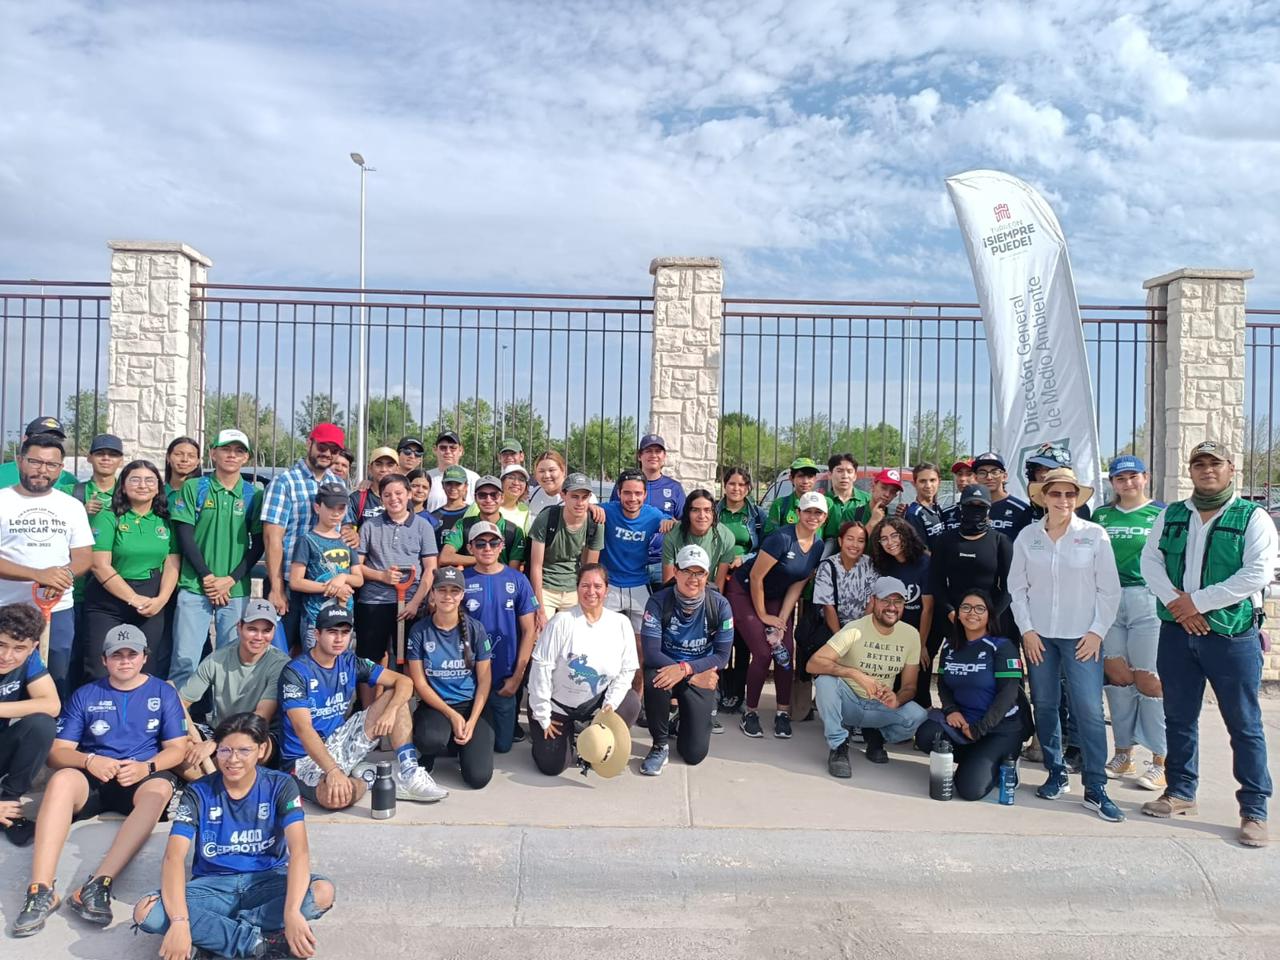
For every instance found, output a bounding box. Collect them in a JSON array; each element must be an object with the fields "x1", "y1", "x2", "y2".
[{"x1": 825, "y1": 615, "x2": 921, "y2": 699}]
